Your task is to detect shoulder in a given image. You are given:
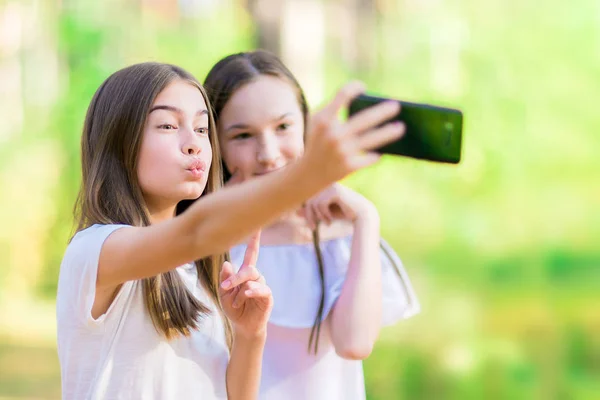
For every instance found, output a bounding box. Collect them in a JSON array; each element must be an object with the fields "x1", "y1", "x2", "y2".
[
  {"x1": 62, "y1": 224, "x2": 132, "y2": 271},
  {"x1": 57, "y1": 224, "x2": 135, "y2": 326},
  {"x1": 67, "y1": 224, "x2": 130, "y2": 254}
]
